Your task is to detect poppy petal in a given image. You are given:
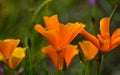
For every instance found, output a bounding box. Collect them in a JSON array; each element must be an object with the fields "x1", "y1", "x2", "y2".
[
  {"x1": 97, "y1": 34, "x2": 110, "y2": 53},
  {"x1": 111, "y1": 28, "x2": 120, "y2": 42},
  {"x1": 111, "y1": 28, "x2": 120, "y2": 49},
  {"x1": 111, "y1": 38, "x2": 120, "y2": 50},
  {"x1": 100, "y1": 17, "x2": 110, "y2": 38},
  {"x1": 60, "y1": 22, "x2": 85, "y2": 48},
  {"x1": 8, "y1": 47, "x2": 25, "y2": 69},
  {"x1": 34, "y1": 24, "x2": 46, "y2": 34},
  {"x1": 44, "y1": 15, "x2": 59, "y2": 32},
  {"x1": 42, "y1": 45, "x2": 63, "y2": 70},
  {"x1": 0, "y1": 52, "x2": 4, "y2": 61},
  {"x1": 35, "y1": 25, "x2": 59, "y2": 50},
  {"x1": 79, "y1": 41, "x2": 98, "y2": 60},
  {"x1": 0, "y1": 39, "x2": 20, "y2": 59},
  {"x1": 80, "y1": 29, "x2": 99, "y2": 48},
  {"x1": 64, "y1": 44, "x2": 78, "y2": 67},
  {"x1": 68, "y1": 23, "x2": 85, "y2": 45}
]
